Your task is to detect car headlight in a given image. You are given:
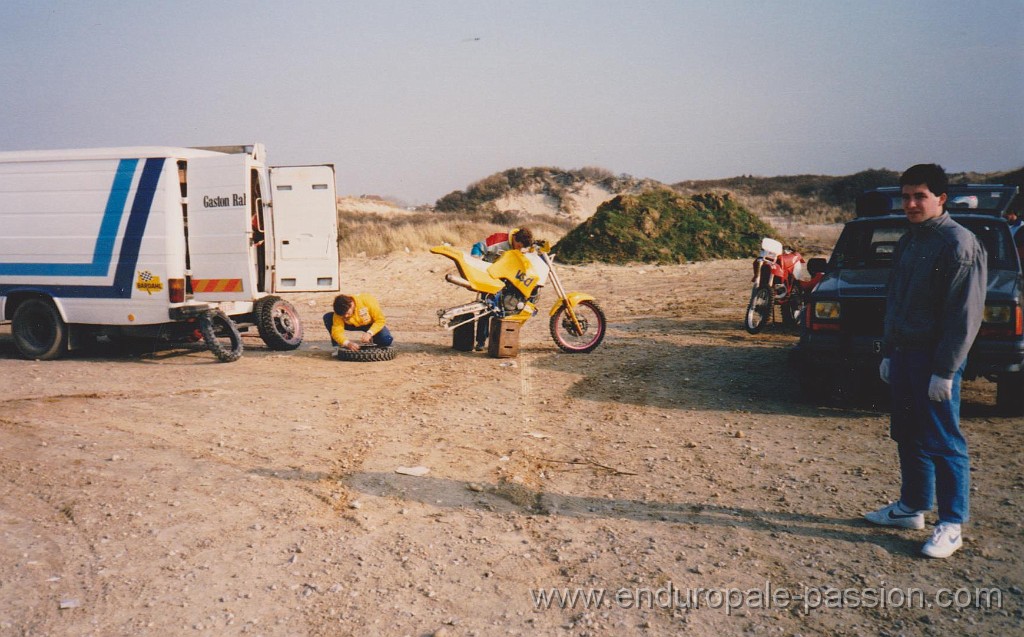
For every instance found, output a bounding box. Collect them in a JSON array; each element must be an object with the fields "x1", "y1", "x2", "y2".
[
  {"x1": 813, "y1": 301, "x2": 841, "y2": 320},
  {"x1": 983, "y1": 303, "x2": 1013, "y2": 324}
]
